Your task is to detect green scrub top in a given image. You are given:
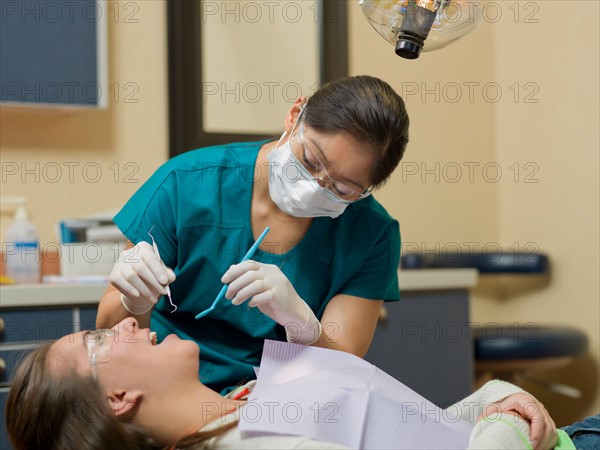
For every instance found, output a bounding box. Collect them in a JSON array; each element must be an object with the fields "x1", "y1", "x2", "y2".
[{"x1": 113, "y1": 141, "x2": 401, "y2": 393}]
